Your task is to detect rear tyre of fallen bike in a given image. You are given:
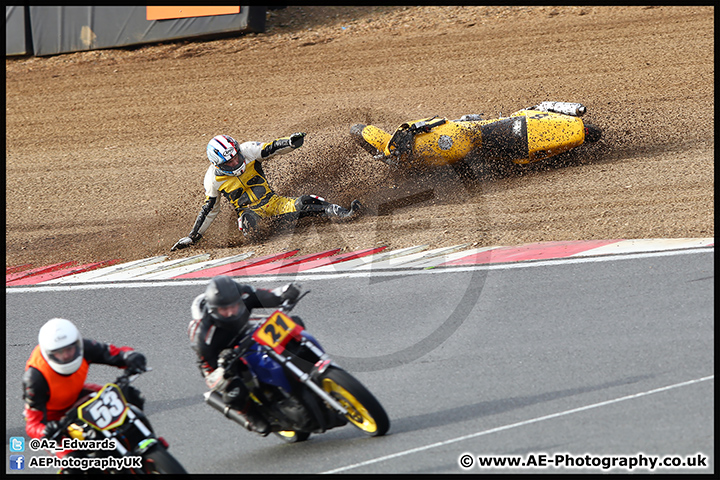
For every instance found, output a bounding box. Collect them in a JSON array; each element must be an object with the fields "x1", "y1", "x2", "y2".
[{"x1": 583, "y1": 122, "x2": 602, "y2": 143}]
